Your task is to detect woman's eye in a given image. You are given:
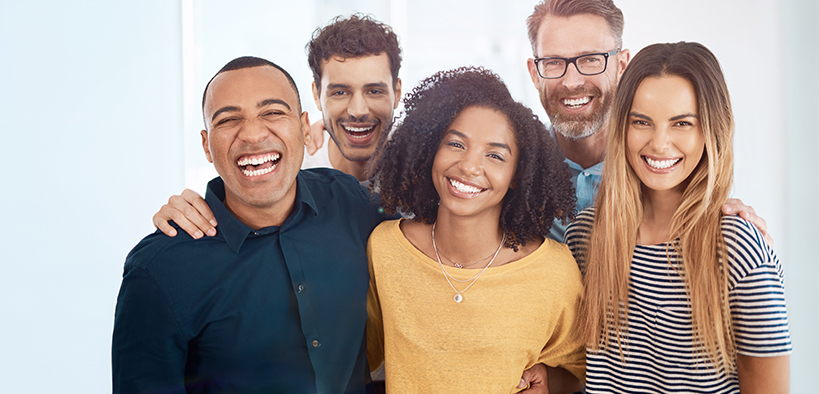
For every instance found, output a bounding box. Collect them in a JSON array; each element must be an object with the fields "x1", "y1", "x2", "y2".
[
  {"x1": 488, "y1": 153, "x2": 505, "y2": 161},
  {"x1": 446, "y1": 141, "x2": 464, "y2": 149}
]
